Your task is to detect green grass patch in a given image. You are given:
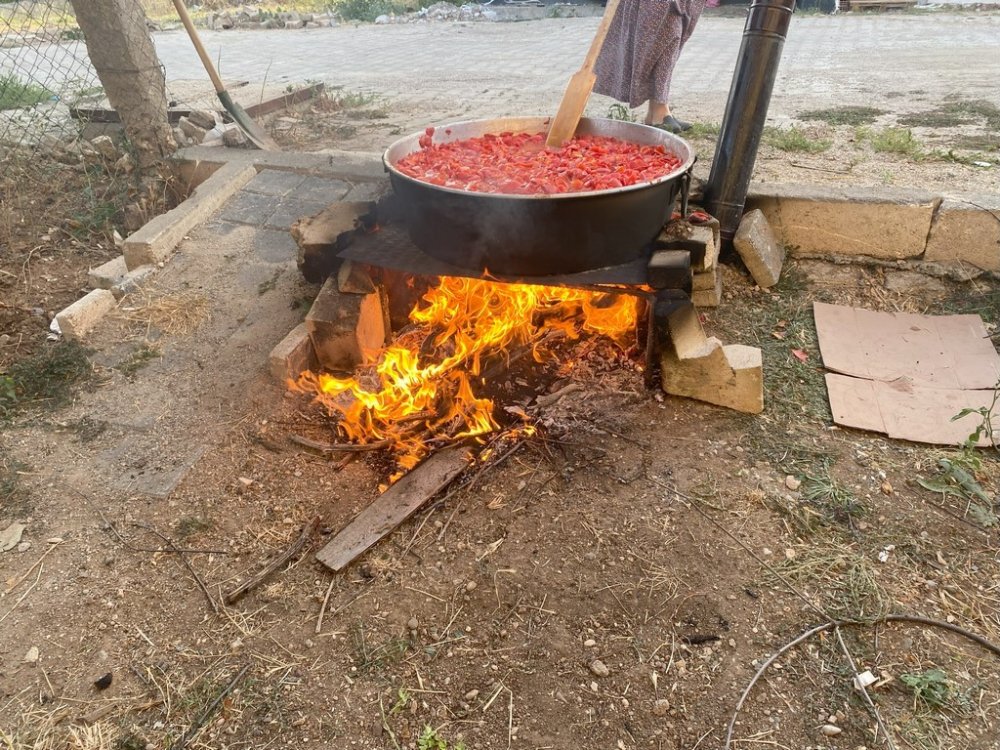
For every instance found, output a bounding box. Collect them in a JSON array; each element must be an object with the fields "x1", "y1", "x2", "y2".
[
  {"x1": 686, "y1": 121, "x2": 721, "y2": 139},
  {"x1": 857, "y1": 126, "x2": 925, "y2": 159},
  {"x1": 763, "y1": 126, "x2": 831, "y2": 154},
  {"x1": 607, "y1": 103, "x2": 636, "y2": 123},
  {"x1": 0, "y1": 74, "x2": 51, "y2": 111},
  {"x1": 761, "y1": 544, "x2": 889, "y2": 619},
  {"x1": 798, "y1": 105, "x2": 885, "y2": 127},
  {"x1": 0, "y1": 342, "x2": 93, "y2": 420}
]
